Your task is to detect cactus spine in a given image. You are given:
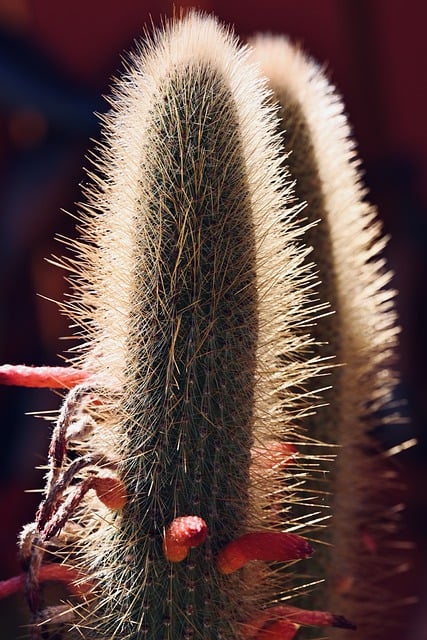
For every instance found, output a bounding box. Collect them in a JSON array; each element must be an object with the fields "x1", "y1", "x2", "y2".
[{"x1": 250, "y1": 37, "x2": 401, "y2": 638}]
